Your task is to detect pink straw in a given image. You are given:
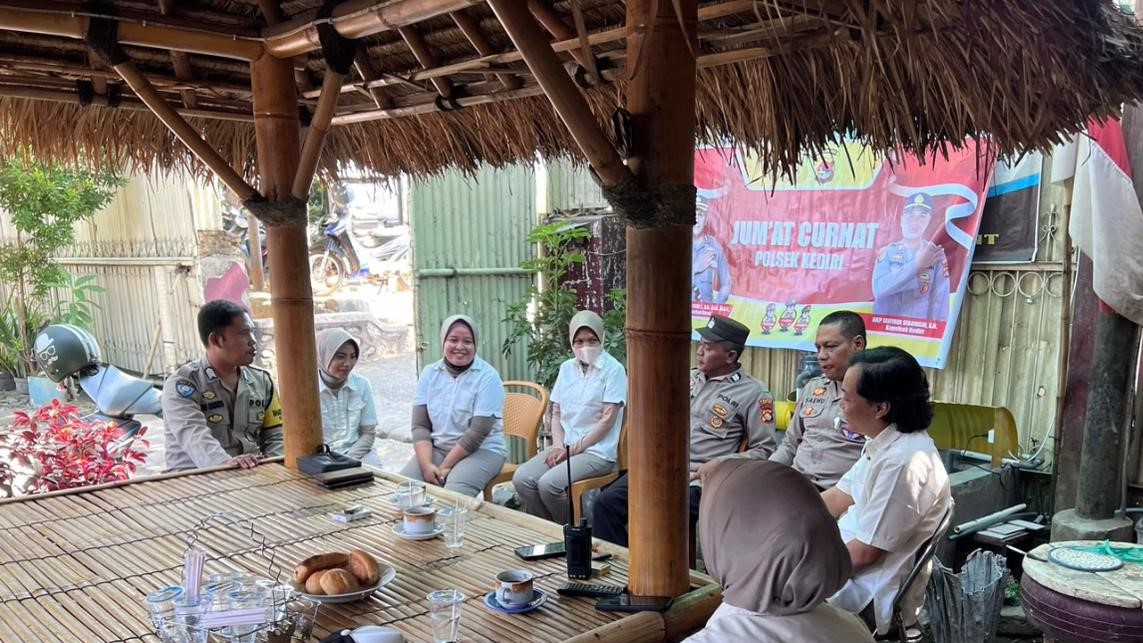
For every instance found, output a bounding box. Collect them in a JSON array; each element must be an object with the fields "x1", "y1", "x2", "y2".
[{"x1": 183, "y1": 547, "x2": 206, "y2": 602}]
